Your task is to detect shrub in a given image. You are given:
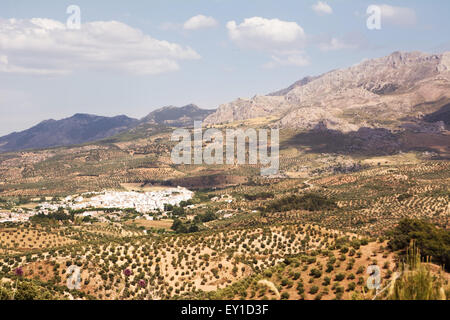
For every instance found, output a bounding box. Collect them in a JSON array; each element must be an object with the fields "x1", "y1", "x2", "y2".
[
  {"x1": 388, "y1": 219, "x2": 450, "y2": 272},
  {"x1": 309, "y1": 286, "x2": 319, "y2": 294},
  {"x1": 281, "y1": 292, "x2": 290, "y2": 300},
  {"x1": 334, "y1": 273, "x2": 345, "y2": 282},
  {"x1": 309, "y1": 268, "x2": 322, "y2": 278},
  {"x1": 390, "y1": 241, "x2": 447, "y2": 300}
]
